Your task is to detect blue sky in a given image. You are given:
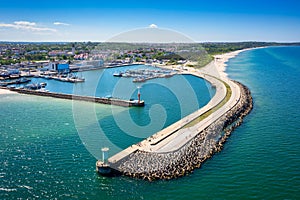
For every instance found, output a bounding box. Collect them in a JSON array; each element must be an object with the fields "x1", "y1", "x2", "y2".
[{"x1": 0, "y1": 0, "x2": 300, "y2": 42}]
